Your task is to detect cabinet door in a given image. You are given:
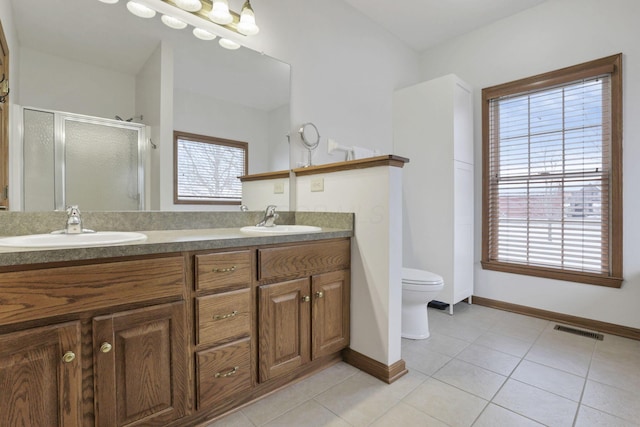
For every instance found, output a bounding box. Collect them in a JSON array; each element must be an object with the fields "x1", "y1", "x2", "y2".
[
  {"x1": 93, "y1": 302, "x2": 187, "y2": 427},
  {"x1": 0, "y1": 321, "x2": 82, "y2": 427},
  {"x1": 312, "y1": 270, "x2": 350, "y2": 359},
  {"x1": 258, "y1": 278, "x2": 310, "y2": 382}
]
